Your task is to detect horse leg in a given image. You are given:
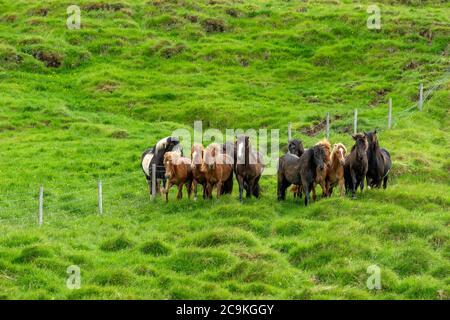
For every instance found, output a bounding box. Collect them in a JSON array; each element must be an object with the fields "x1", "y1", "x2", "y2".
[
  {"x1": 320, "y1": 180, "x2": 327, "y2": 198},
  {"x1": 277, "y1": 174, "x2": 286, "y2": 201},
  {"x1": 187, "y1": 180, "x2": 192, "y2": 199},
  {"x1": 359, "y1": 178, "x2": 364, "y2": 193},
  {"x1": 383, "y1": 175, "x2": 388, "y2": 189},
  {"x1": 202, "y1": 183, "x2": 207, "y2": 199},
  {"x1": 237, "y1": 176, "x2": 244, "y2": 204},
  {"x1": 147, "y1": 179, "x2": 152, "y2": 199},
  {"x1": 165, "y1": 181, "x2": 172, "y2": 202},
  {"x1": 304, "y1": 185, "x2": 310, "y2": 207},
  {"x1": 248, "y1": 180, "x2": 254, "y2": 199},
  {"x1": 312, "y1": 184, "x2": 317, "y2": 202},
  {"x1": 192, "y1": 180, "x2": 198, "y2": 200},
  {"x1": 351, "y1": 174, "x2": 357, "y2": 199},
  {"x1": 216, "y1": 181, "x2": 222, "y2": 199},
  {"x1": 177, "y1": 184, "x2": 183, "y2": 200},
  {"x1": 339, "y1": 179, "x2": 345, "y2": 197},
  {"x1": 253, "y1": 176, "x2": 261, "y2": 198},
  {"x1": 206, "y1": 182, "x2": 213, "y2": 200}
]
